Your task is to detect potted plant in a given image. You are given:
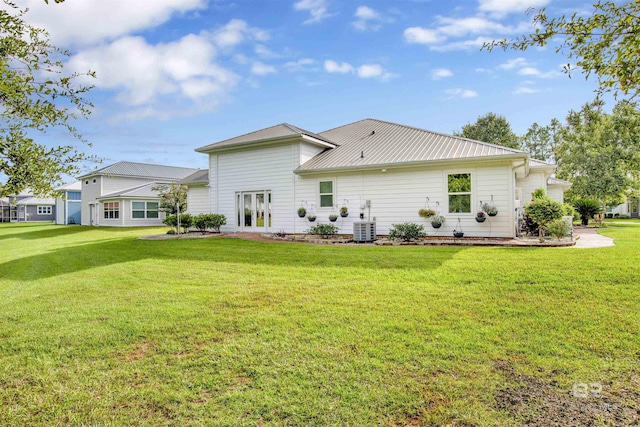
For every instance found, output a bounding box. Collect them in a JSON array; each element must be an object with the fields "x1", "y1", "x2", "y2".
[
  {"x1": 329, "y1": 214, "x2": 338, "y2": 222},
  {"x1": 453, "y1": 230, "x2": 464, "y2": 238},
  {"x1": 418, "y1": 208, "x2": 436, "y2": 219},
  {"x1": 297, "y1": 207, "x2": 306, "y2": 218},
  {"x1": 475, "y1": 210, "x2": 486, "y2": 223},
  {"x1": 430, "y1": 214, "x2": 445, "y2": 229},
  {"x1": 307, "y1": 215, "x2": 317, "y2": 222},
  {"x1": 340, "y1": 206, "x2": 349, "y2": 217},
  {"x1": 482, "y1": 202, "x2": 498, "y2": 217}
]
